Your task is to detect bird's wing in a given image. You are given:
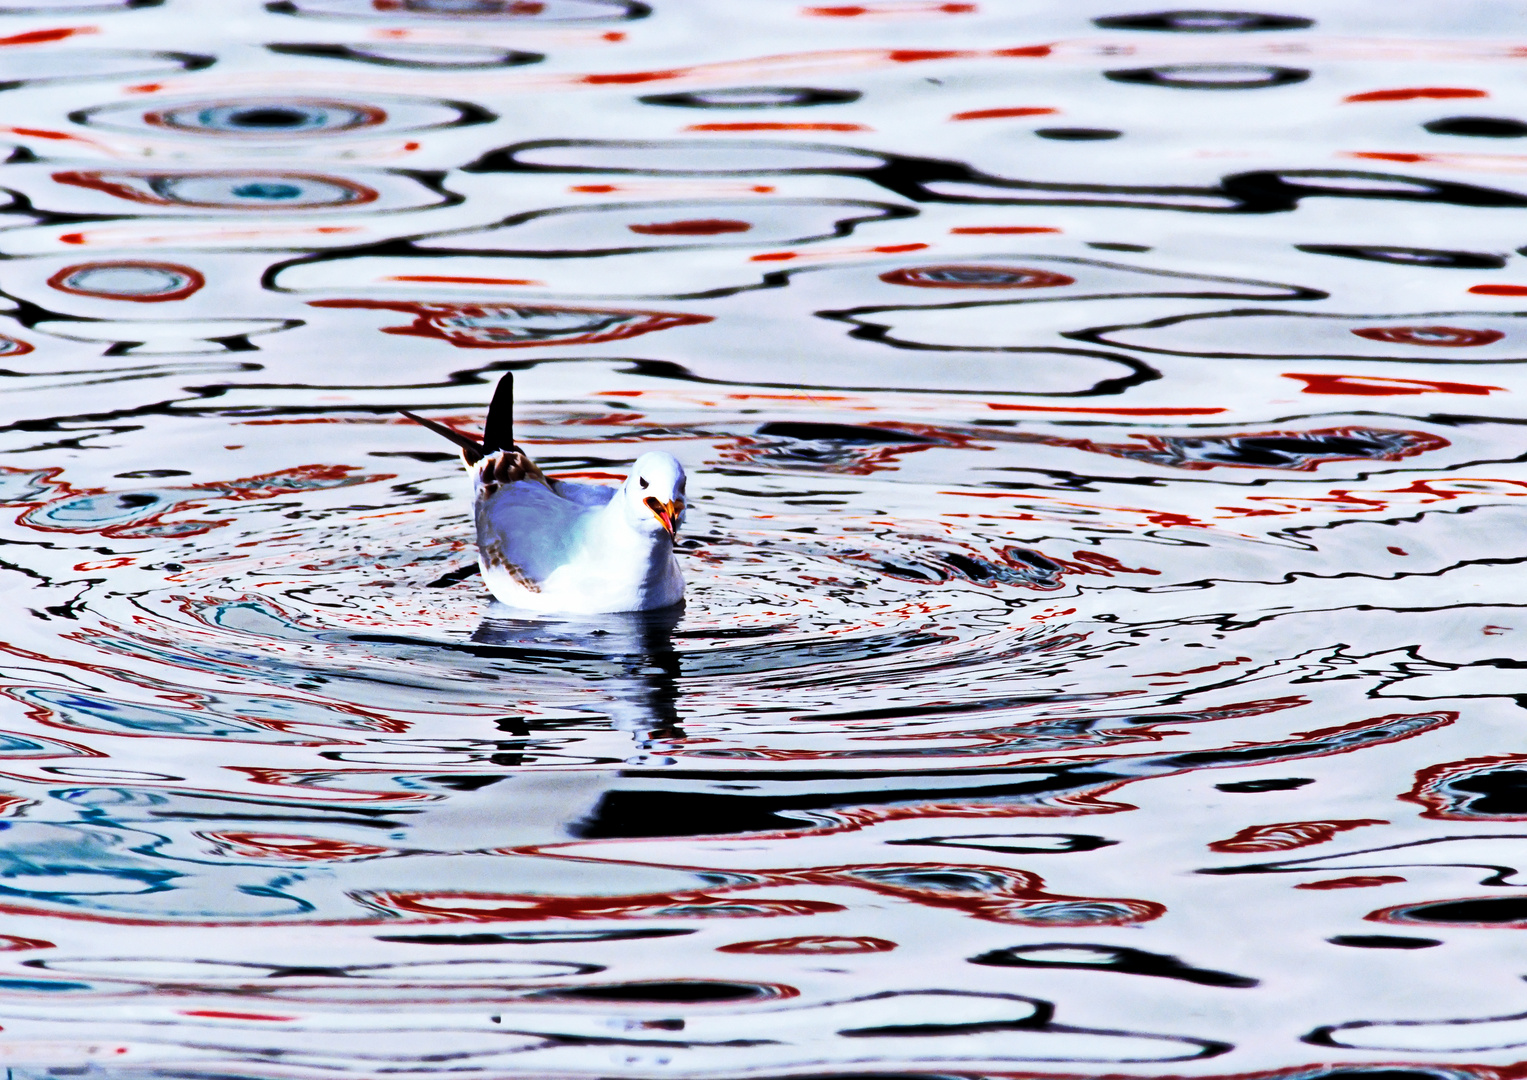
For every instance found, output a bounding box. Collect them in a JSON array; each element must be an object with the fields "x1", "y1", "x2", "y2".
[
  {"x1": 476, "y1": 478, "x2": 598, "y2": 585},
  {"x1": 549, "y1": 478, "x2": 619, "y2": 508}
]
